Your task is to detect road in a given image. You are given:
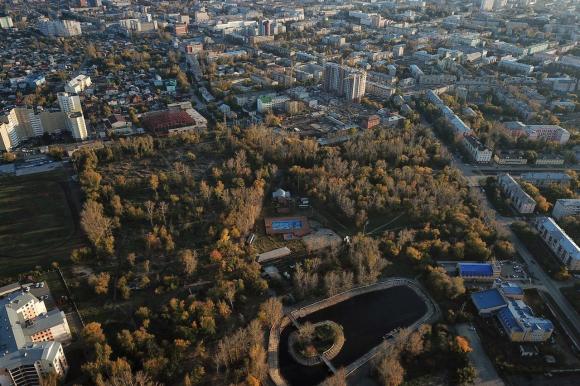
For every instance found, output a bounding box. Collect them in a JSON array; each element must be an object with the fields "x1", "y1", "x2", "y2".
[
  {"x1": 456, "y1": 323, "x2": 504, "y2": 386},
  {"x1": 432, "y1": 124, "x2": 580, "y2": 349}
]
